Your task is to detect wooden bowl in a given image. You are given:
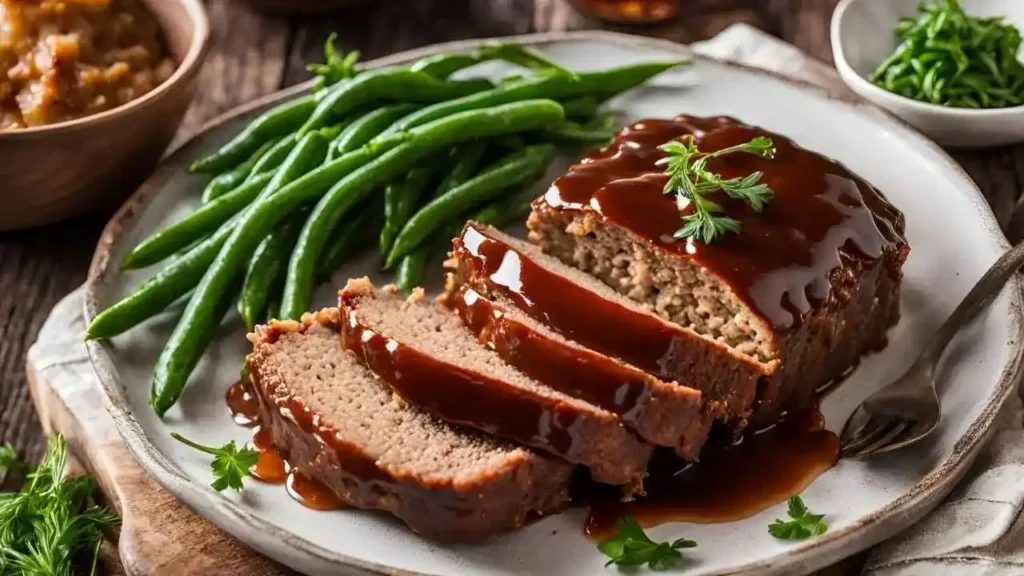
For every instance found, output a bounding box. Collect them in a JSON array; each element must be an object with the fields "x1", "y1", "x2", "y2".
[{"x1": 0, "y1": 0, "x2": 210, "y2": 231}]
